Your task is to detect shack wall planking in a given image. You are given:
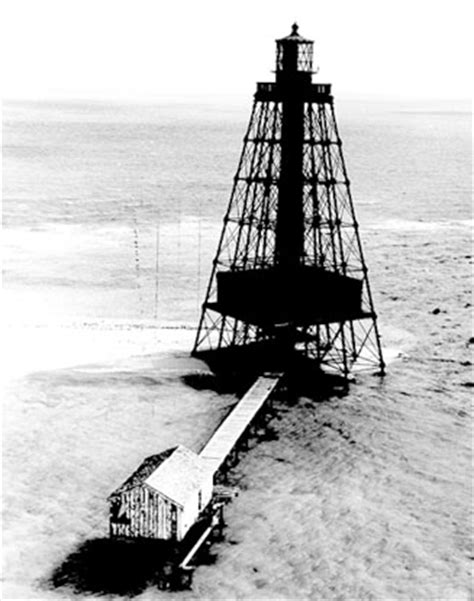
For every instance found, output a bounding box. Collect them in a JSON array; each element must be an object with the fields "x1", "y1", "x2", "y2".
[{"x1": 110, "y1": 486, "x2": 179, "y2": 540}]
